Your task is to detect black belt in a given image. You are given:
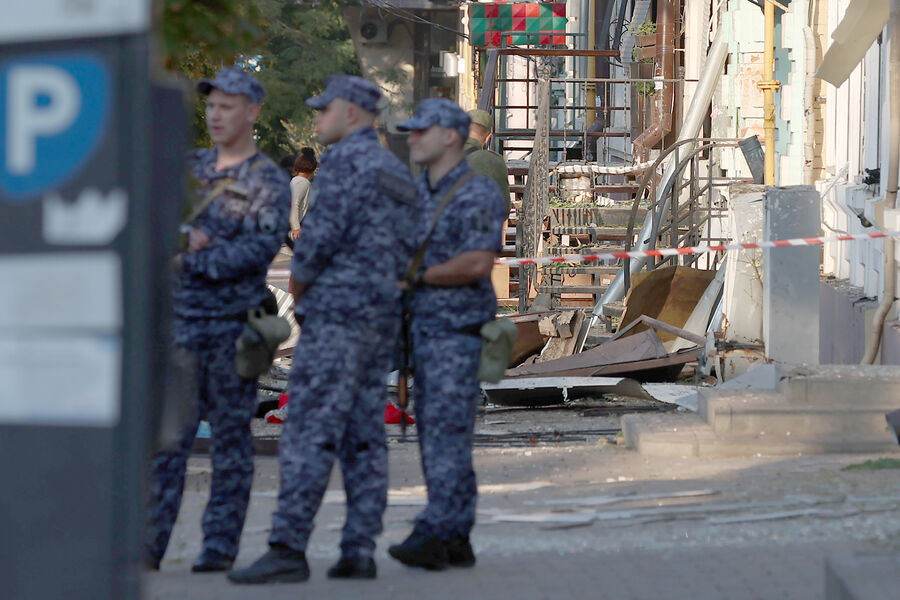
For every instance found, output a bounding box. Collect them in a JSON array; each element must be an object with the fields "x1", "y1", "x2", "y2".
[{"x1": 457, "y1": 322, "x2": 485, "y2": 337}]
